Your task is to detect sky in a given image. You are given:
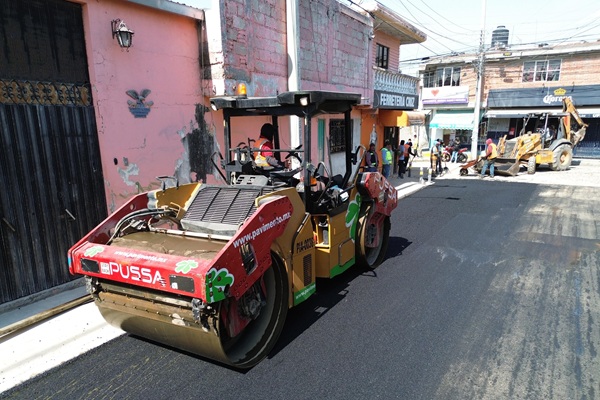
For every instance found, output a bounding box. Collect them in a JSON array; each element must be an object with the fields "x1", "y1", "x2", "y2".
[{"x1": 373, "y1": 0, "x2": 600, "y2": 75}]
